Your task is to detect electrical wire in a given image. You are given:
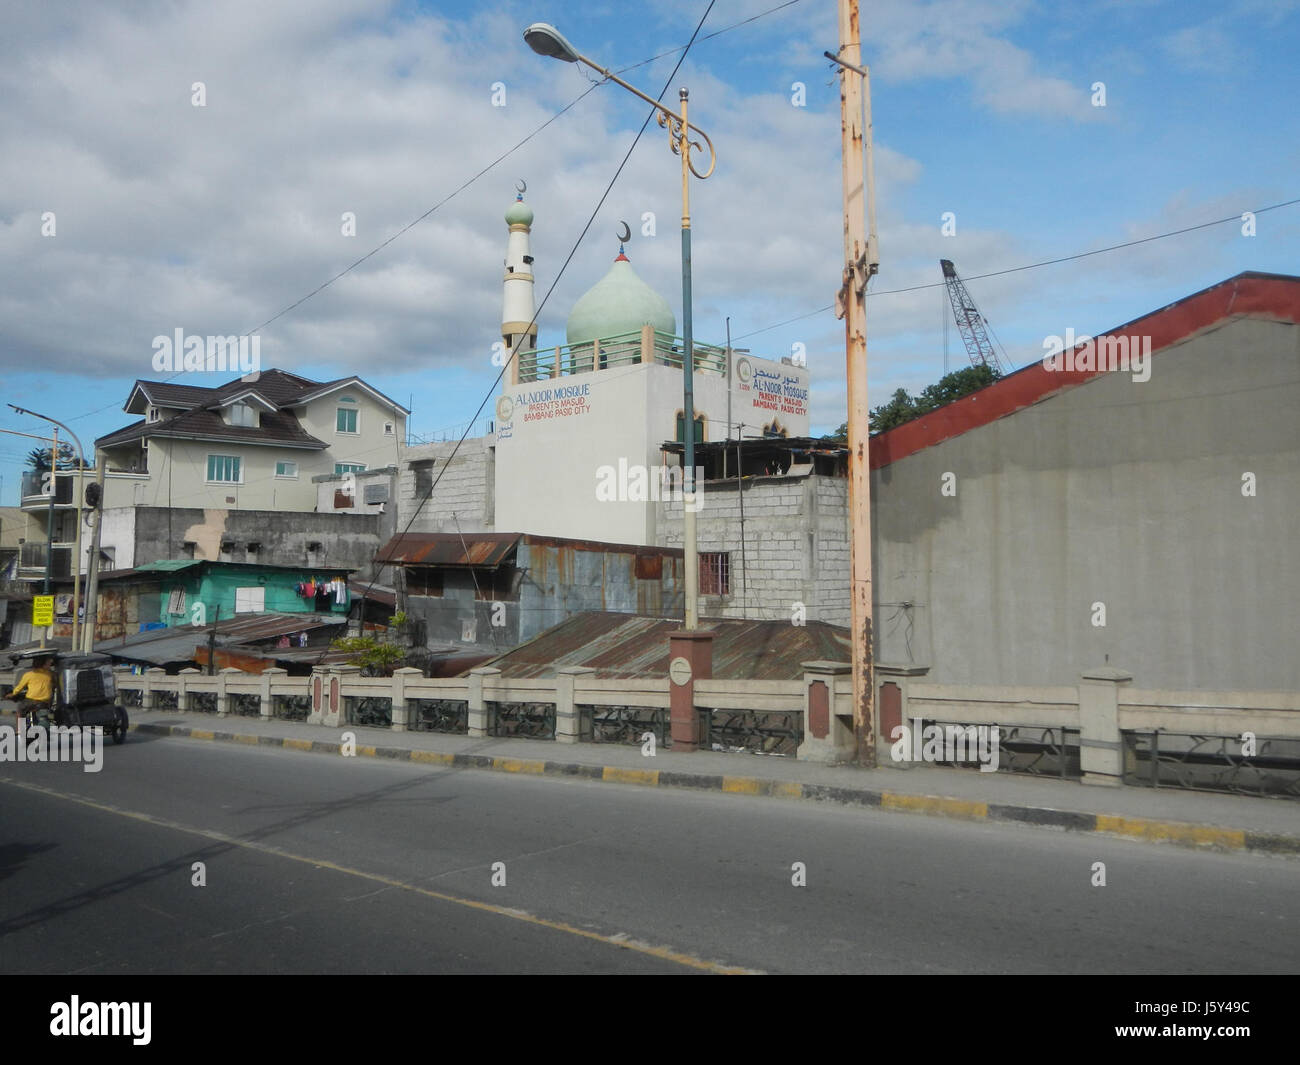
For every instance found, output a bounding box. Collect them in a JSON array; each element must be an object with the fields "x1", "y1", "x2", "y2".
[{"x1": 731, "y1": 195, "x2": 1300, "y2": 341}]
